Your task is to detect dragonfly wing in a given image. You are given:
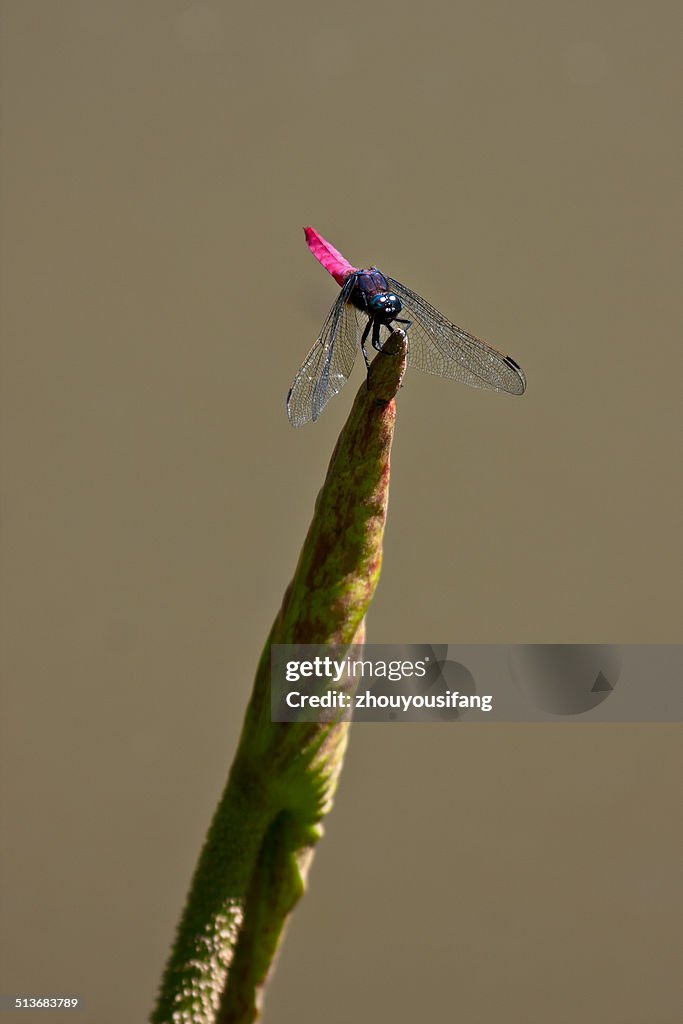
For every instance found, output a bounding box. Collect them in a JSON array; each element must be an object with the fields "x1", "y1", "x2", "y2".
[
  {"x1": 386, "y1": 277, "x2": 526, "y2": 395},
  {"x1": 287, "y1": 278, "x2": 363, "y2": 426}
]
